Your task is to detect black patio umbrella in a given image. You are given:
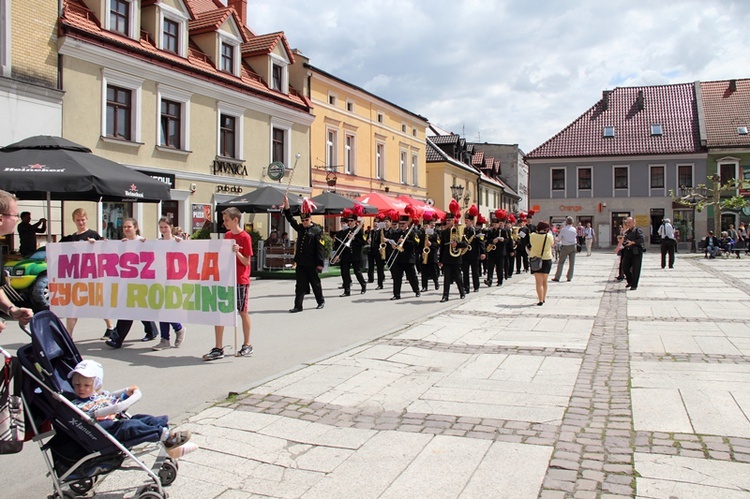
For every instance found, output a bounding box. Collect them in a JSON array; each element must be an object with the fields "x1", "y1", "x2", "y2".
[
  {"x1": 309, "y1": 191, "x2": 378, "y2": 216},
  {"x1": 0, "y1": 136, "x2": 171, "y2": 202},
  {"x1": 217, "y1": 185, "x2": 302, "y2": 213}
]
